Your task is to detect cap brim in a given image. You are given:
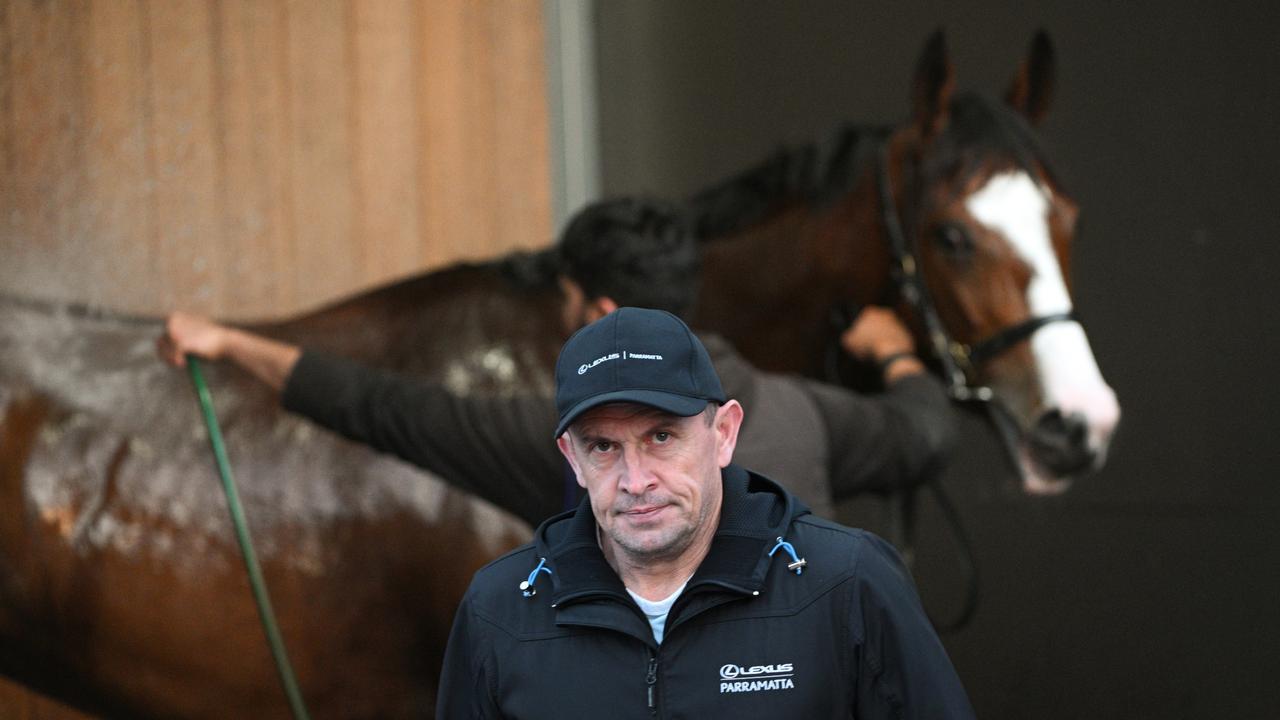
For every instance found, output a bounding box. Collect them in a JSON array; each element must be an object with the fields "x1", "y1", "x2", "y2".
[{"x1": 554, "y1": 389, "x2": 712, "y2": 437}]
